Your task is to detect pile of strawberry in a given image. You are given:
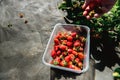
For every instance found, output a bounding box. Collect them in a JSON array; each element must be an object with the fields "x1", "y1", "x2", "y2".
[{"x1": 50, "y1": 31, "x2": 86, "y2": 70}]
